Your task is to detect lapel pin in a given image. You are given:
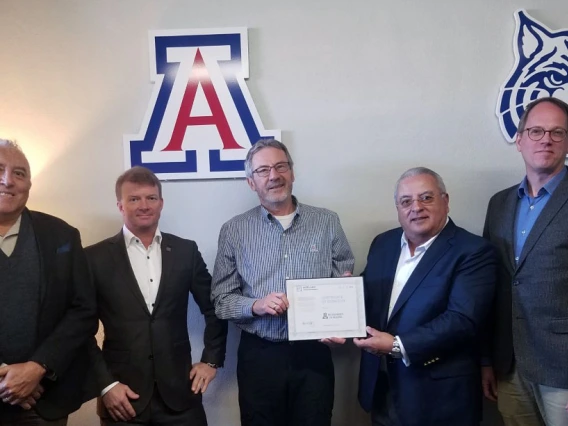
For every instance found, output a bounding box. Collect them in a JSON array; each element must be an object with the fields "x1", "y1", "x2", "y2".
[{"x1": 166, "y1": 246, "x2": 172, "y2": 252}]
